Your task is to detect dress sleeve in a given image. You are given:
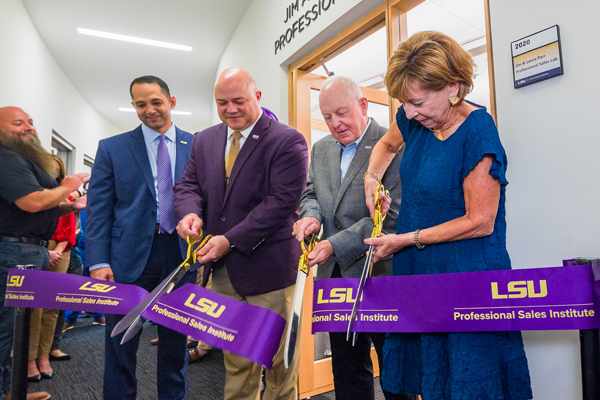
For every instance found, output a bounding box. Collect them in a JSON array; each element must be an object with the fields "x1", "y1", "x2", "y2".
[
  {"x1": 395, "y1": 105, "x2": 412, "y2": 142},
  {"x1": 462, "y1": 111, "x2": 509, "y2": 186}
]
